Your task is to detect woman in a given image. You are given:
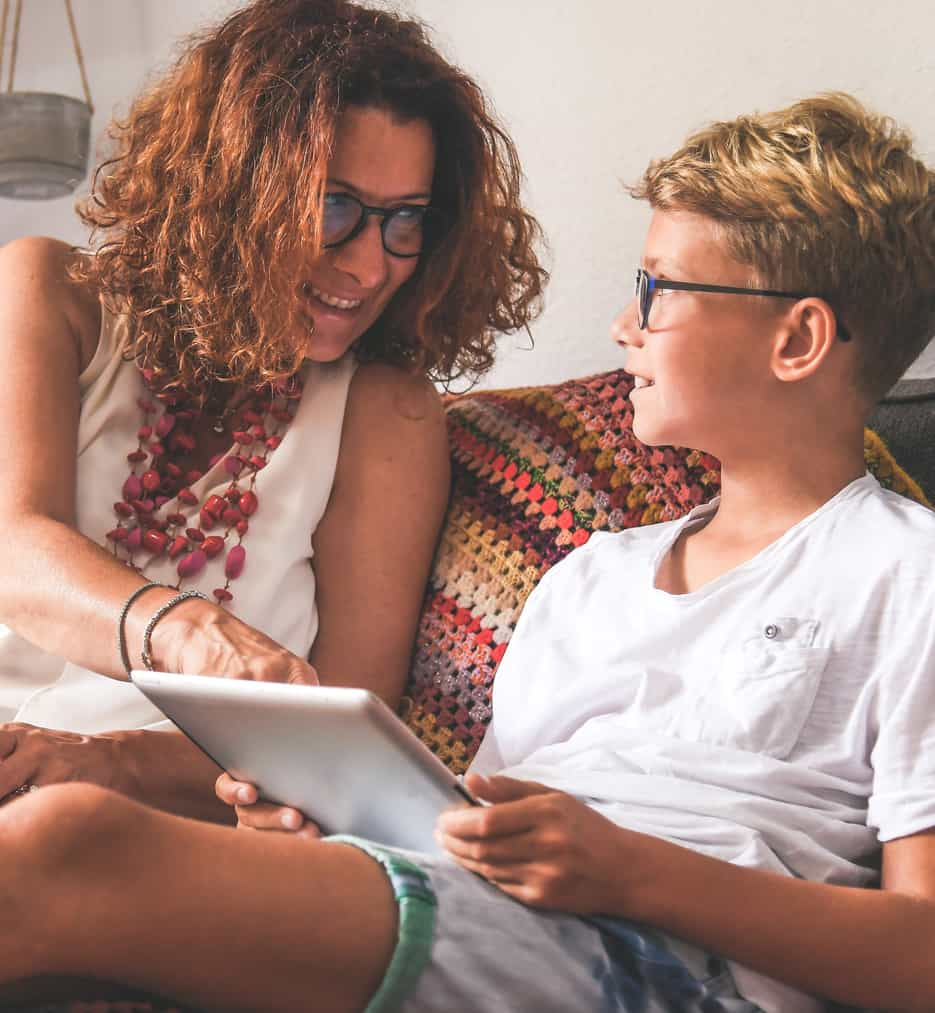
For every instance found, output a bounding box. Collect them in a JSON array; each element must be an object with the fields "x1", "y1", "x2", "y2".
[{"x1": 0, "y1": 0, "x2": 545, "y2": 821}]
